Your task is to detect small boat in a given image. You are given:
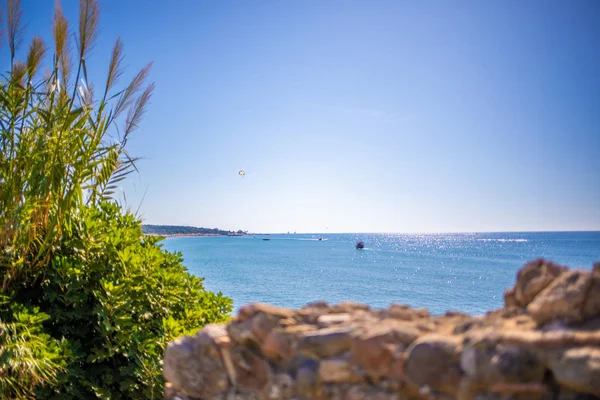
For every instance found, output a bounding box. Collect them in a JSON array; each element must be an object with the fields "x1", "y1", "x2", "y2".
[
  {"x1": 263, "y1": 238, "x2": 270, "y2": 241},
  {"x1": 355, "y1": 240, "x2": 364, "y2": 249}
]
